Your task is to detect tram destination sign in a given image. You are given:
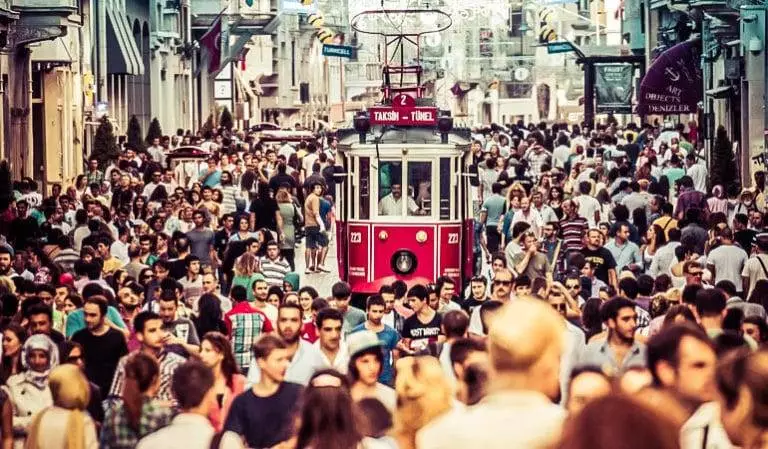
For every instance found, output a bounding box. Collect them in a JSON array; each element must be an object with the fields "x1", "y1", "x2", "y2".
[{"x1": 368, "y1": 94, "x2": 438, "y2": 126}]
